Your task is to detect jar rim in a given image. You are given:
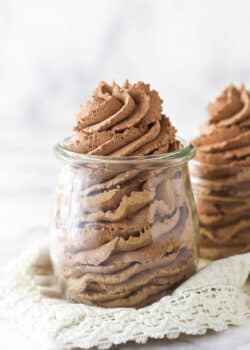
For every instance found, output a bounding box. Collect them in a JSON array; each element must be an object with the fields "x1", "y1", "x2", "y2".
[{"x1": 54, "y1": 136, "x2": 195, "y2": 165}]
